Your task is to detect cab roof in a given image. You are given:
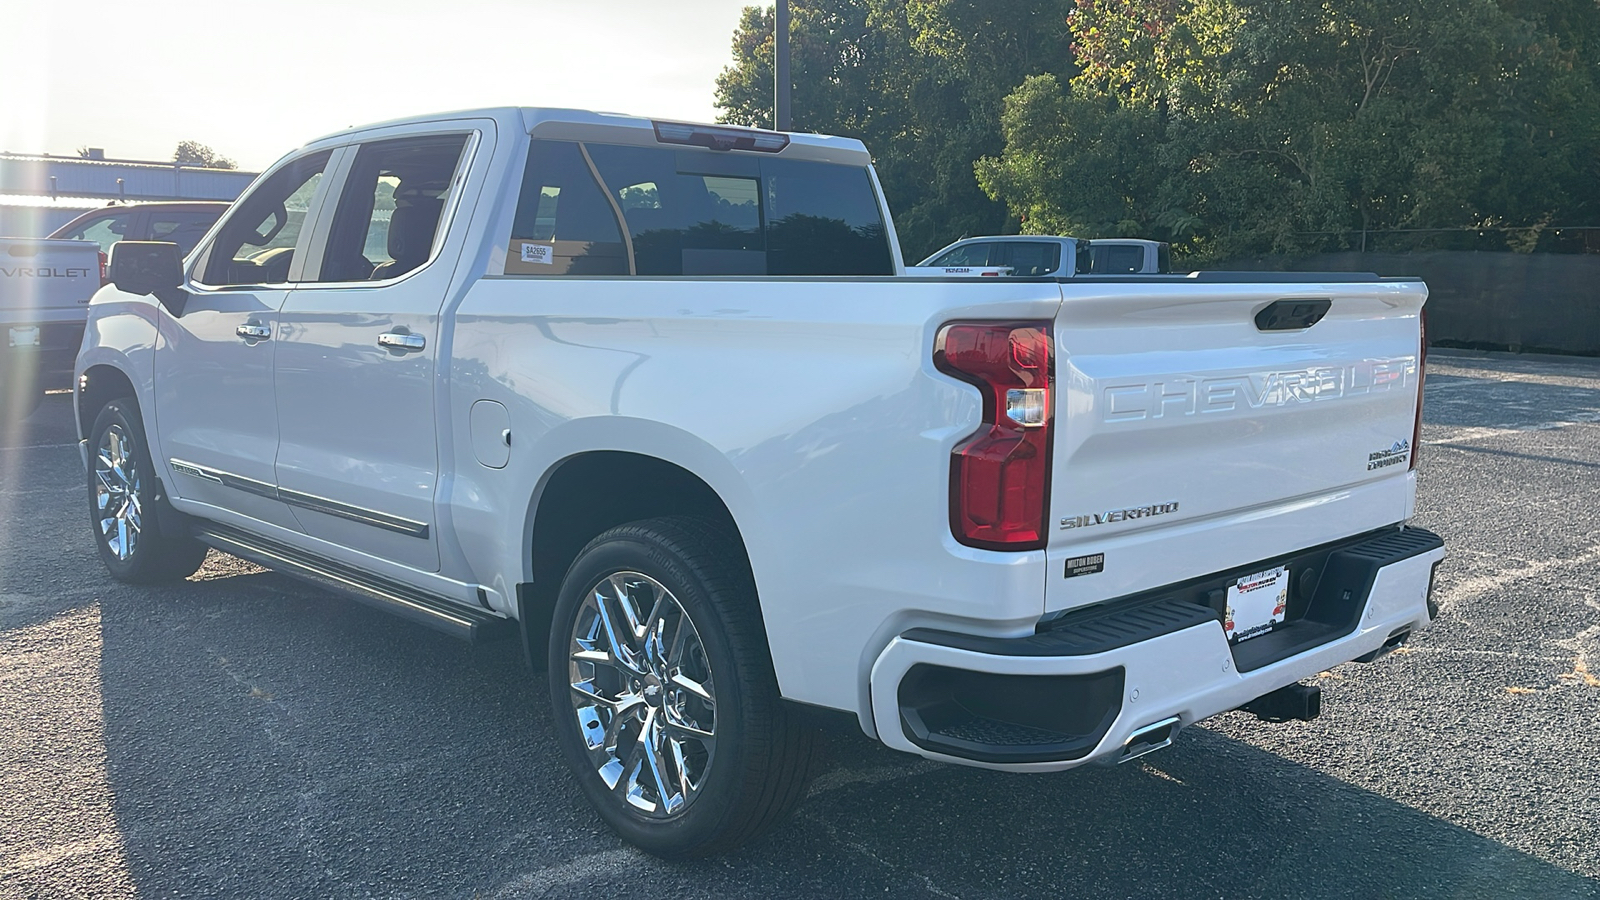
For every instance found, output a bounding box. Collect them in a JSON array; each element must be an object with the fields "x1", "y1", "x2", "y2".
[{"x1": 301, "y1": 107, "x2": 872, "y2": 167}]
